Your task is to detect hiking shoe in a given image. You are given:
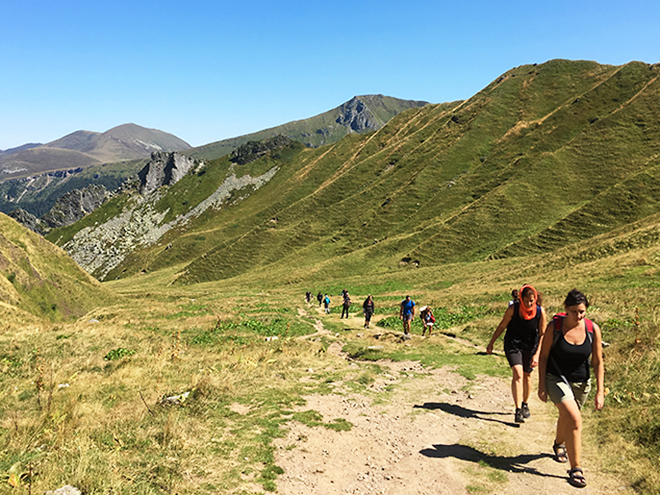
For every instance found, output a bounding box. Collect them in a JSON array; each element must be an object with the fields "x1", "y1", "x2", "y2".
[
  {"x1": 521, "y1": 403, "x2": 531, "y2": 419},
  {"x1": 515, "y1": 408, "x2": 525, "y2": 424}
]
